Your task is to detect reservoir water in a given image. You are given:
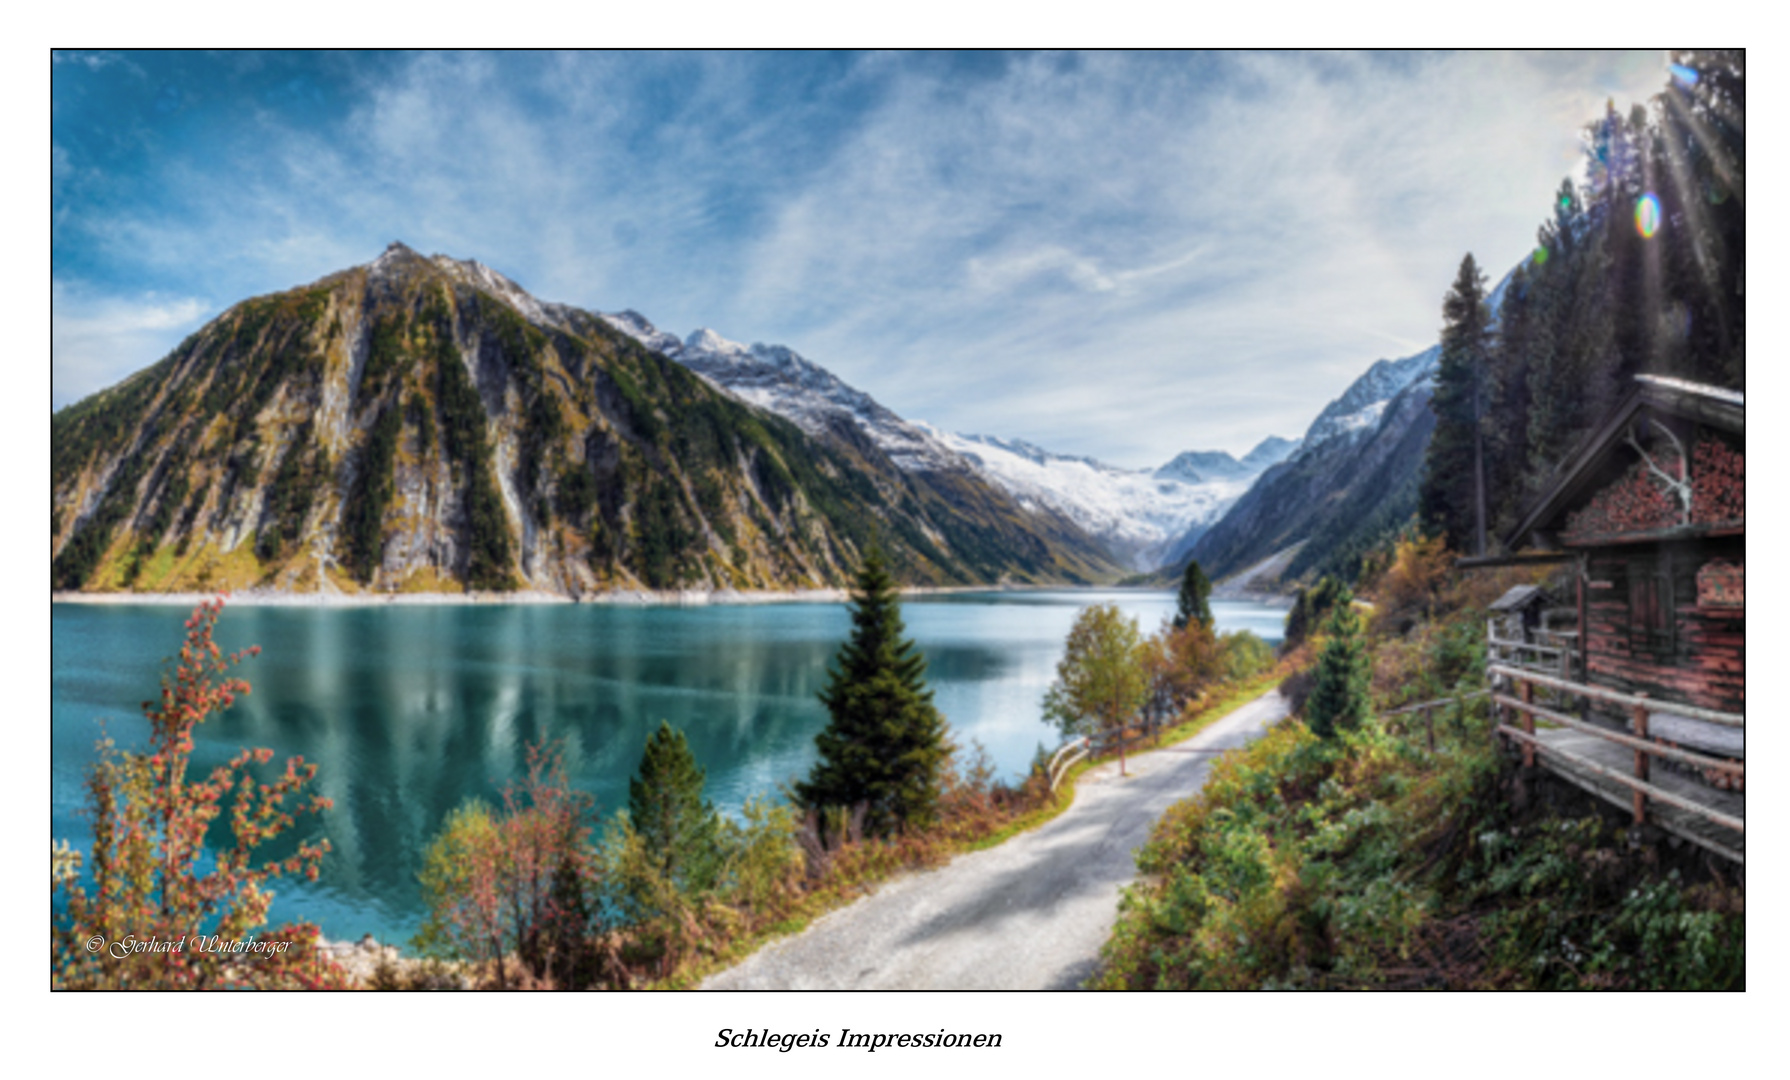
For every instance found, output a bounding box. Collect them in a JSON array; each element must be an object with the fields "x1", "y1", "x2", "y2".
[{"x1": 52, "y1": 591, "x2": 1285, "y2": 944}]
